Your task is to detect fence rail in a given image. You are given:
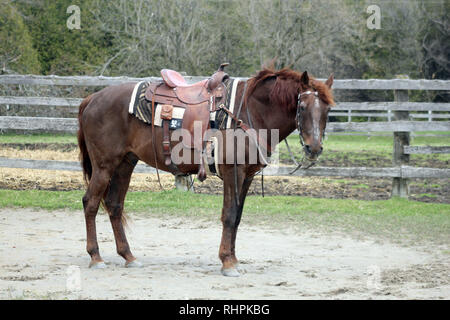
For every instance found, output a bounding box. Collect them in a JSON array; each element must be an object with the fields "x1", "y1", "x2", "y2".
[
  {"x1": 1, "y1": 116, "x2": 450, "y2": 133},
  {"x1": 1, "y1": 74, "x2": 449, "y2": 199},
  {"x1": 403, "y1": 146, "x2": 450, "y2": 154},
  {"x1": 1, "y1": 74, "x2": 449, "y2": 90},
  {"x1": 2, "y1": 96, "x2": 450, "y2": 111},
  {"x1": 1, "y1": 157, "x2": 449, "y2": 180}
]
